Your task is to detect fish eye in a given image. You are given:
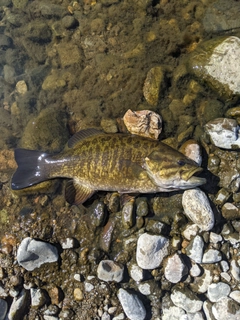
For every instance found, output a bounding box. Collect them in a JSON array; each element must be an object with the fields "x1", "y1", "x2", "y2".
[{"x1": 177, "y1": 160, "x2": 186, "y2": 166}]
